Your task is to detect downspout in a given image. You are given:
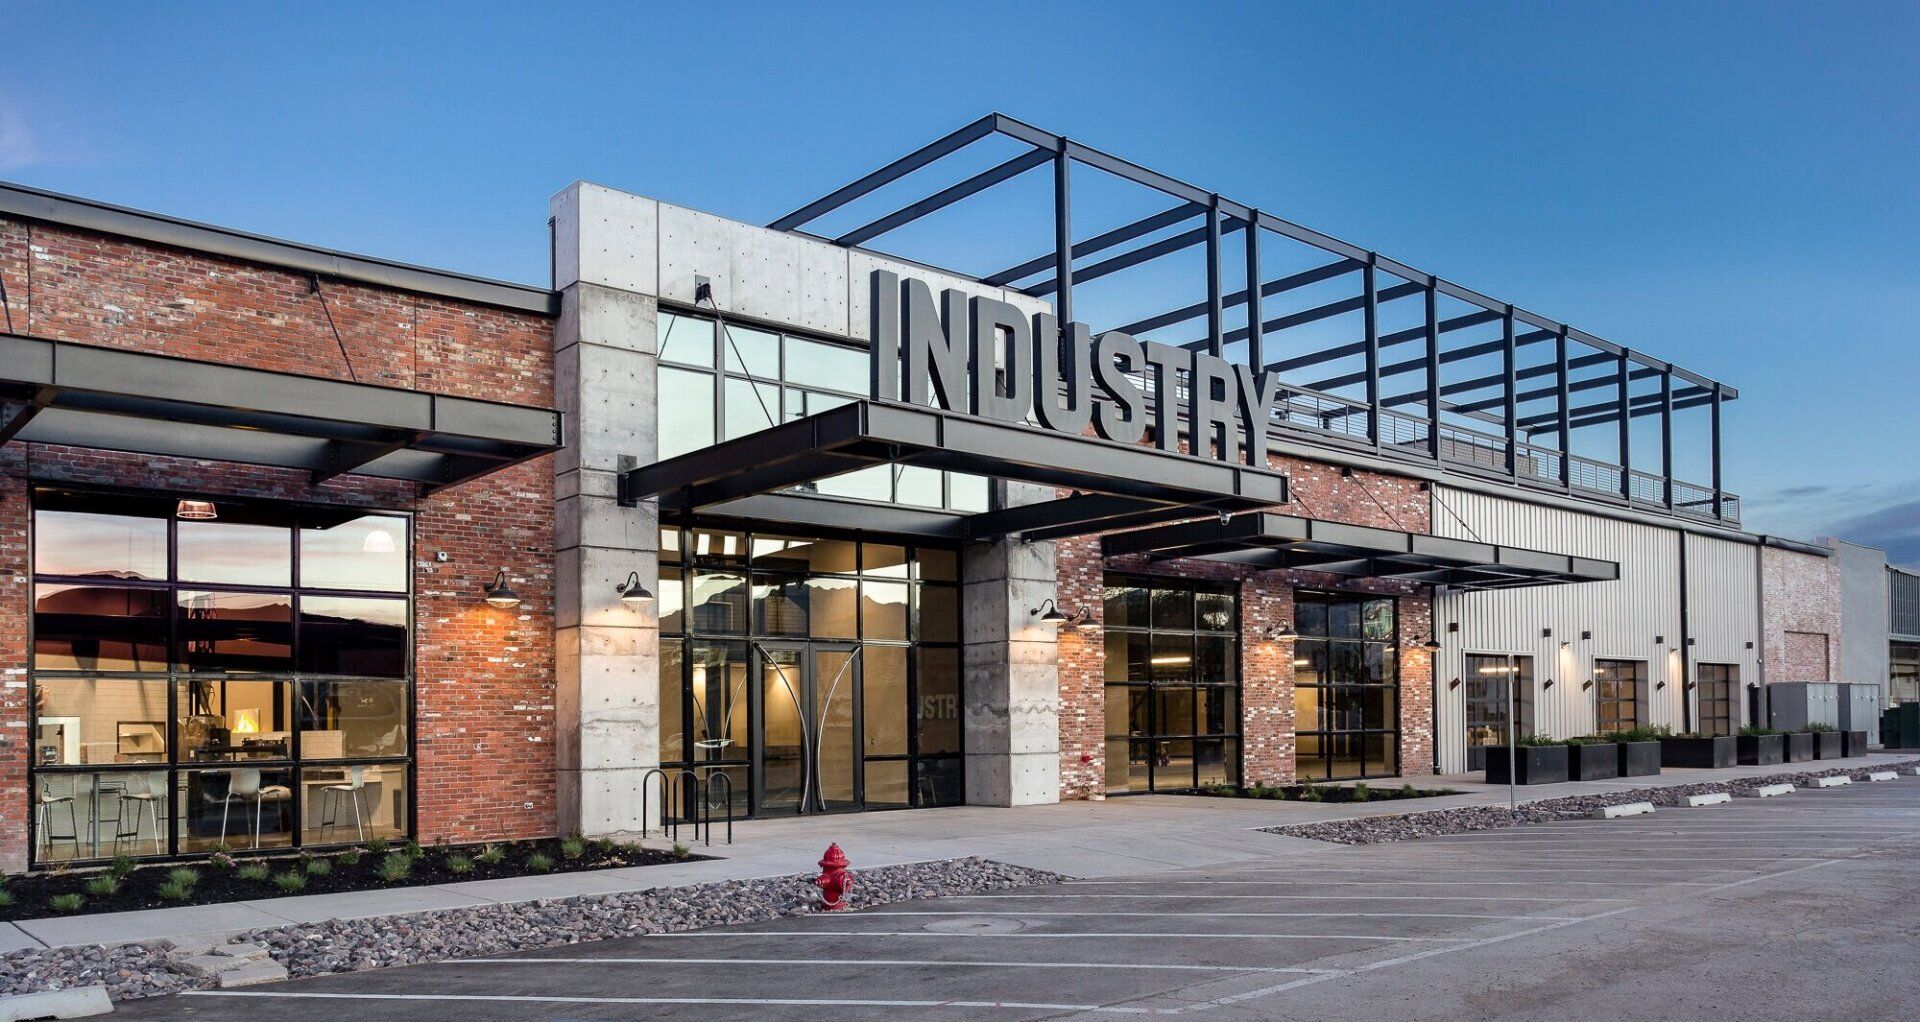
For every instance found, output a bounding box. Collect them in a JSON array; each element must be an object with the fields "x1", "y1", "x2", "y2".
[{"x1": 1679, "y1": 533, "x2": 1693, "y2": 733}]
